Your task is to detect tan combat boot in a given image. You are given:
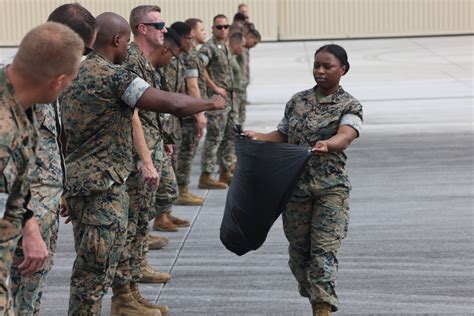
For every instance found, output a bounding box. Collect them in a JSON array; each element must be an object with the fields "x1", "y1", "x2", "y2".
[
  {"x1": 188, "y1": 190, "x2": 205, "y2": 202},
  {"x1": 139, "y1": 261, "x2": 172, "y2": 284},
  {"x1": 218, "y1": 170, "x2": 233, "y2": 186},
  {"x1": 174, "y1": 185, "x2": 203, "y2": 205},
  {"x1": 312, "y1": 303, "x2": 332, "y2": 316},
  {"x1": 111, "y1": 285, "x2": 161, "y2": 316},
  {"x1": 198, "y1": 172, "x2": 228, "y2": 189},
  {"x1": 130, "y1": 282, "x2": 170, "y2": 316},
  {"x1": 148, "y1": 233, "x2": 169, "y2": 250},
  {"x1": 153, "y1": 213, "x2": 178, "y2": 232},
  {"x1": 167, "y1": 213, "x2": 190, "y2": 227}
]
